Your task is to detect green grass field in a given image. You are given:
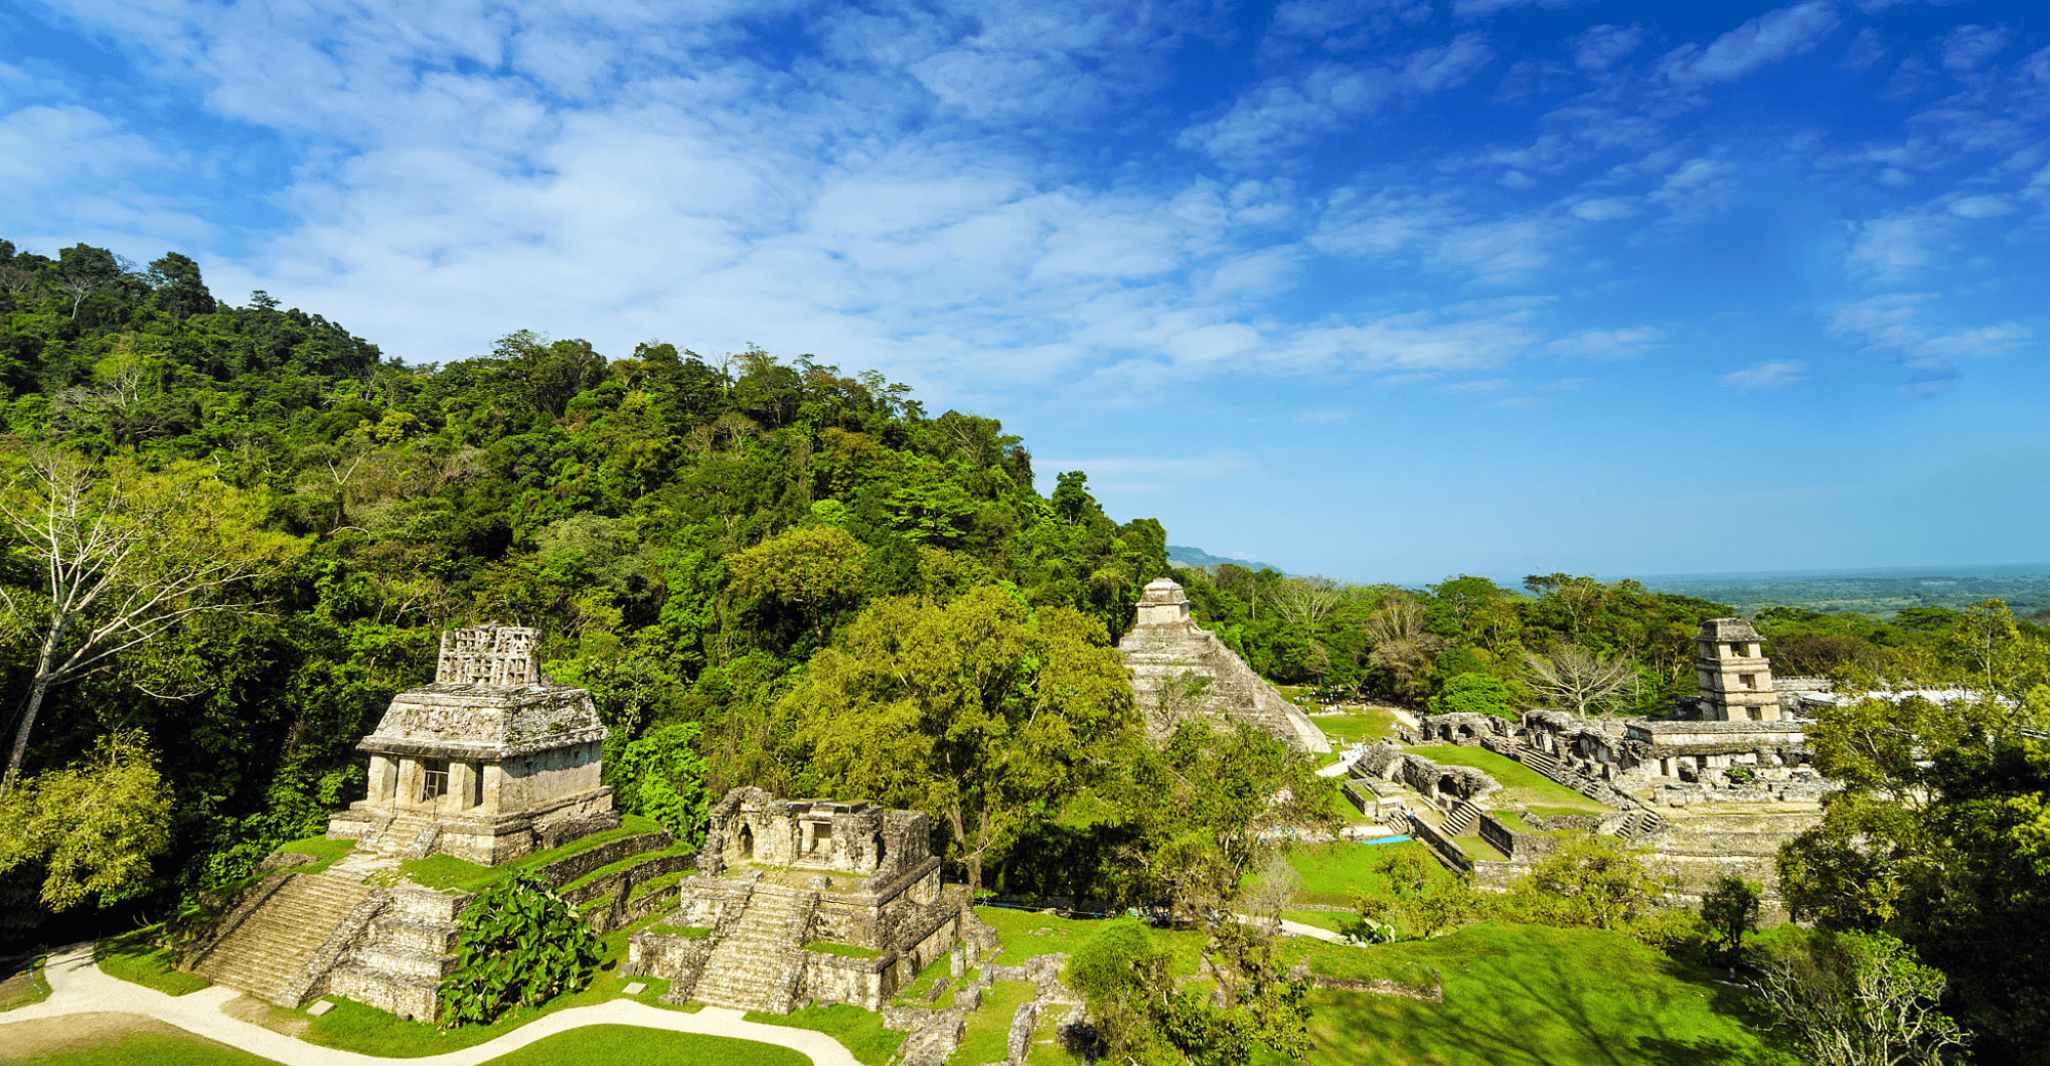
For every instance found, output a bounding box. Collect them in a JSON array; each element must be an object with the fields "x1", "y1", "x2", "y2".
[
  {"x1": 5, "y1": 1021, "x2": 817, "y2": 1066},
  {"x1": 1, "y1": 952, "x2": 51, "y2": 1011},
  {"x1": 269, "y1": 835, "x2": 357, "y2": 875},
  {"x1": 746, "y1": 1003, "x2": 905, "y2": 1065},
  {"x1": 948, "y1": 980, "x2": 1035, "y2": 1066},
  {"x1": 1277, "y1": 922, "x2": 1789, "y2": 1066},
  {"x1": 1400, "y1": 746, "x2": 1608, "y2": 812},
  {"x1": 95, "y1": 929, "x2": 212, "y2": 996},
  {"x1": 1315, "y1": 708, "x2": 1401, "y2": 747},
  {"x1": 1281, "y1": 841, "x2": 1451, "y2": 908}
]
